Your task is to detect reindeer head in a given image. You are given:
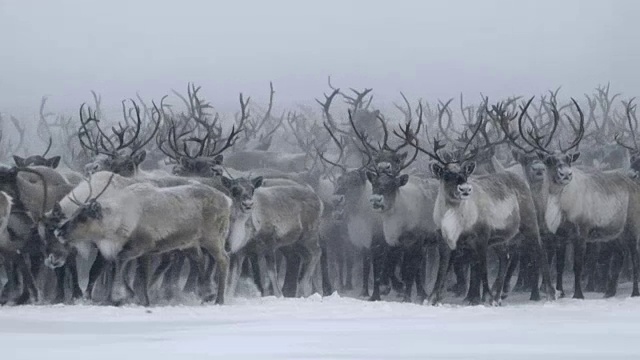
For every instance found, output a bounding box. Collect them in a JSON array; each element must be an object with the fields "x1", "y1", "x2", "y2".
[
  {"x1": 512, "y1": 149, "x2": 546, "y2": 183},
  {"x1": 13, "y1": 137, "x2": 60, "y2": 169},
  {"x1": 366, "y1": 171, "x2": 409, "y2": 212},
  {"x1": 518, "y1": 98, "x2": 584, "y2": 187},
  {"x1": 78, "y1": 98, "x2": 162, "y2": 177},
  {"x1": 221, "y1": 176, "x2": 263, "y2": 214},
  {"x1": 40, "y1": 203, "x2": 71, "y2": 269},
  {"x1": 54, "y1": 174, "x2": 114, "y2": 245},
  {"x1": 328, "y1": 168, "x2": 364, "y2": 212},
  {"x1": 431, "y1": 161, "x2": 476, "y2": 201}
]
